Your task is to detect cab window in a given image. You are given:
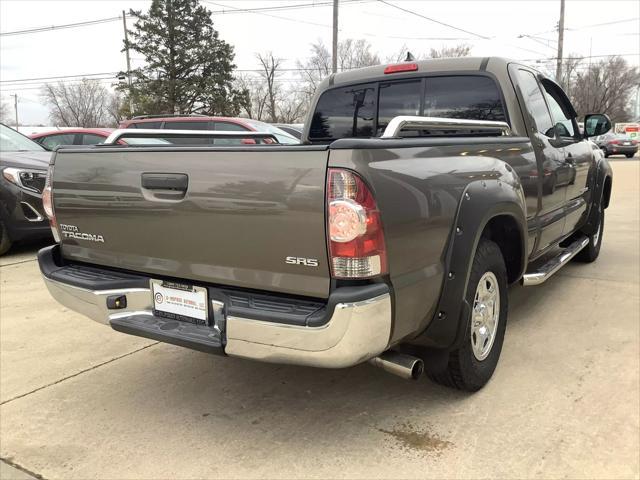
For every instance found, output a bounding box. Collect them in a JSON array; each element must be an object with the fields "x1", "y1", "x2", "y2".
[
  {"x1": 517, "y1": 70, "x2": 554, "y2": 137},
  {"x1": 541, "y1": 83, "x2": 577, "y2": 138},
  {"x1": 309, "y1": 83, "x2": 376, "y2": 141}
]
